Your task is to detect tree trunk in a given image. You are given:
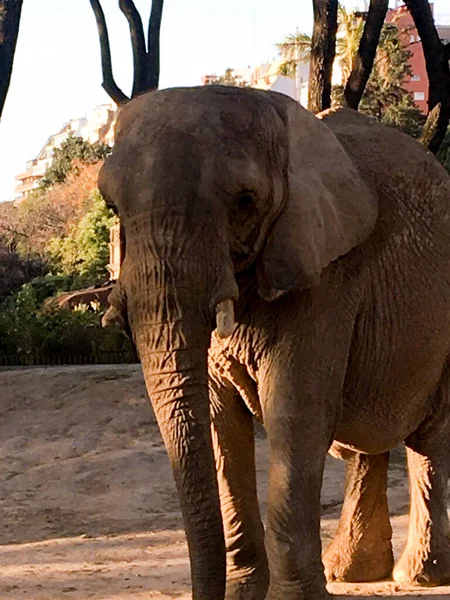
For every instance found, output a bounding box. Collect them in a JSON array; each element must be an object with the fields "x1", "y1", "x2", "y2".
[
  {"x1": 404, "y1": 0, "x2": 450, "y2": 154},
  {"x1": 308, "y1": 0, "x2": 338, "y2": 114},
  {"x1": 343, "y1": 0, "x2": 389, "y2": 110},
  {"x1": 0, "y1": 0, "x2": 23, "y2": 119}
]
